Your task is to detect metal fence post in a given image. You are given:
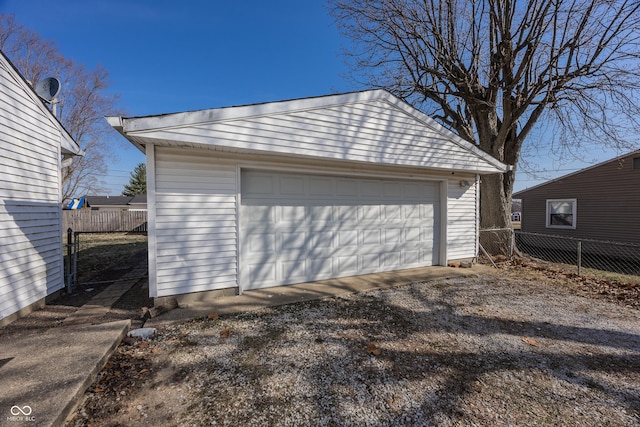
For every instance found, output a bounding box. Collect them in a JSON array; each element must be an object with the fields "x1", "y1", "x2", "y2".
[
  {"x1": 577, "y1": 240, "x2": 582, "y2": 275},
  {"x1": 66, "y1": 228, "x2": 73, "y2": 293},
  {"x1": 73, "y1": 232, "x2": 79, "y2": 286},
  {"x1": 510, "y1": 228, "x2": 515, "y2": 257}
]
